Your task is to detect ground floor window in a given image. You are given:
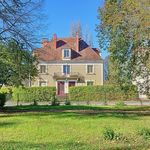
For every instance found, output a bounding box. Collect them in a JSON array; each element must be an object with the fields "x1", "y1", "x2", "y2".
[
  {"x1": 39, "y1": 81, "x2": 47, "y2": 87},
  {"x1": 87, "y1": 81, "x2": 94, "y2": 86}
]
